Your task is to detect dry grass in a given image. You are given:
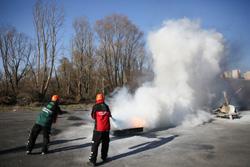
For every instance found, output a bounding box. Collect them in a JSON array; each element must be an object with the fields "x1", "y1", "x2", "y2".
[
  {"x1": 0, "y1": 103, "x2": 93, "y2": 112},
  {"x1": 60, "y1": 103, "x2": 93, "y2": 111},
  {"x1": 0, "y1": 105, "x2": 41, "y2": 112}
]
